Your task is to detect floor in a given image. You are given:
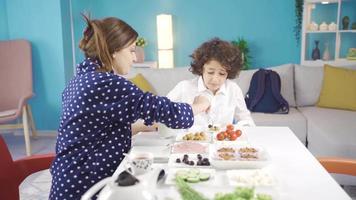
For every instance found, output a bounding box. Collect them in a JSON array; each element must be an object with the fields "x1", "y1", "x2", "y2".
[{"x1": 2, "y1": 133, "x2": 356, "y2": 200}]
